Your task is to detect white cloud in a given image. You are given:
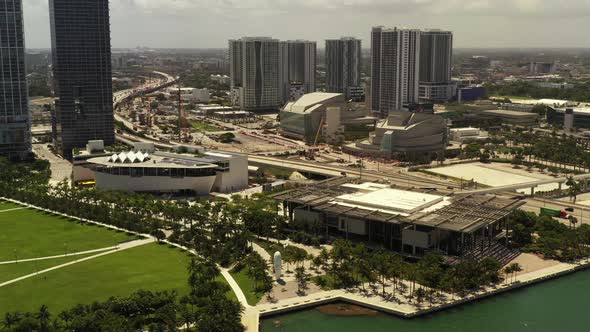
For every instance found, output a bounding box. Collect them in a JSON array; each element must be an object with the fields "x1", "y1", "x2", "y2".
[{"x1": 21, "y1": 0, "x2": 590, "y2": 48}]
